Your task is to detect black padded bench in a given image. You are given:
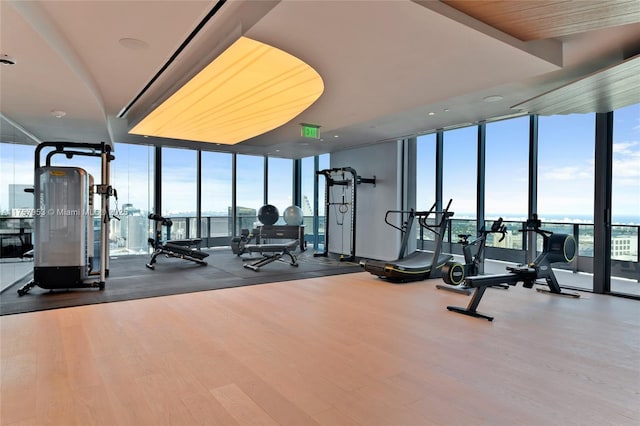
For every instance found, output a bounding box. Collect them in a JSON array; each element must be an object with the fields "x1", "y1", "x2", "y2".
[{"x1": 242, "y1": 240, "x2": 299, "y2": 271}]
